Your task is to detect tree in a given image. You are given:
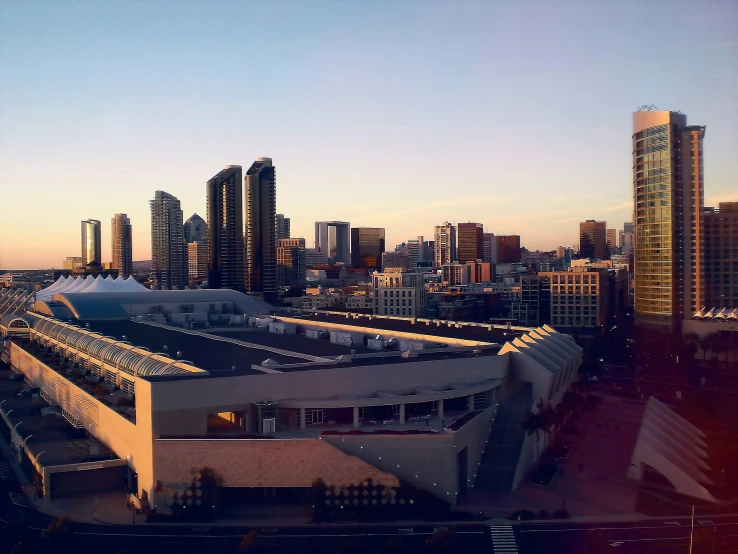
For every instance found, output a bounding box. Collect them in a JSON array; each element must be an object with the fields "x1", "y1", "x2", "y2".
[
  {"x1": 40, "y1": 517, "x2": 75, "y2": 553},
  {"x1": 522, "y1": 406, "x2": 552, "y2": 460}
]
